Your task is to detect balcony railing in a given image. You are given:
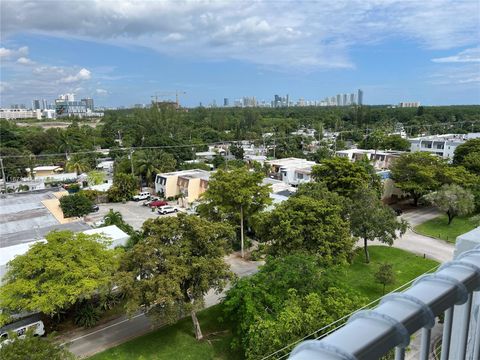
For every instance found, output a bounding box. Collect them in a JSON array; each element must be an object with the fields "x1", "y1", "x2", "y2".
[{"x1": 289, "y1": 243, "x2": 480, "y2": 360}]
